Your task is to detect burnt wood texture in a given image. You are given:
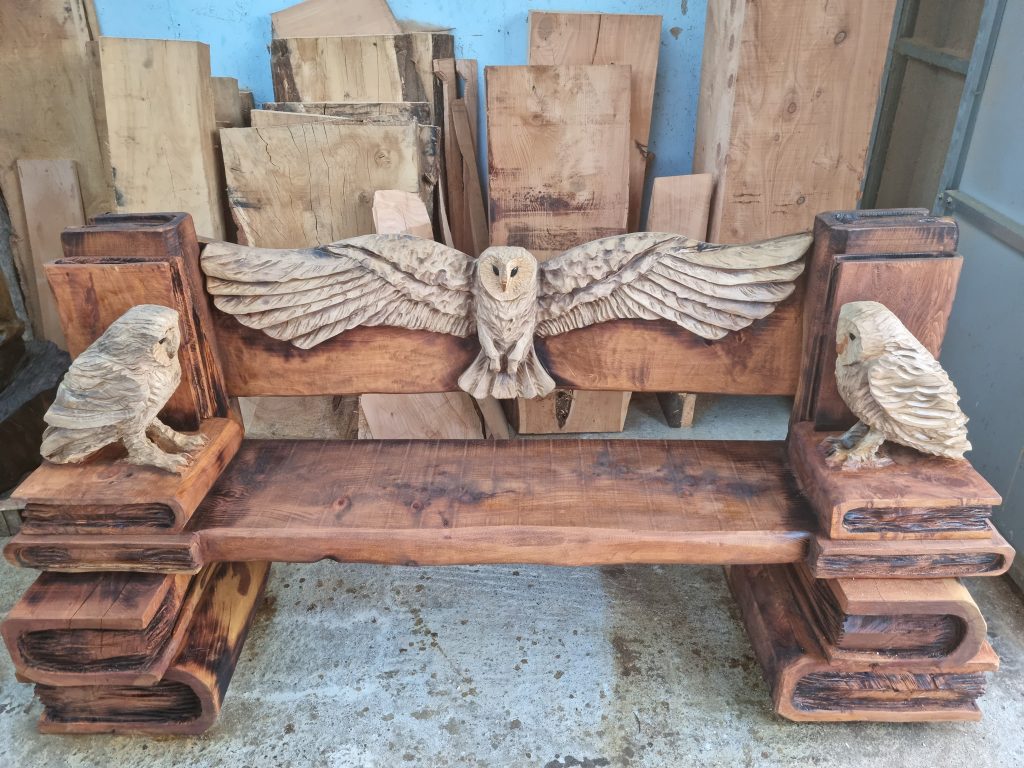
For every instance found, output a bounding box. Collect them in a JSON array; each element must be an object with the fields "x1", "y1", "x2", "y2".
[
  {"x1": 728, "y1": 564, "x2": 997, "y2": 722},
  {"x1": 28, "y1": 561, "x2": 268, "y2": 735}
]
